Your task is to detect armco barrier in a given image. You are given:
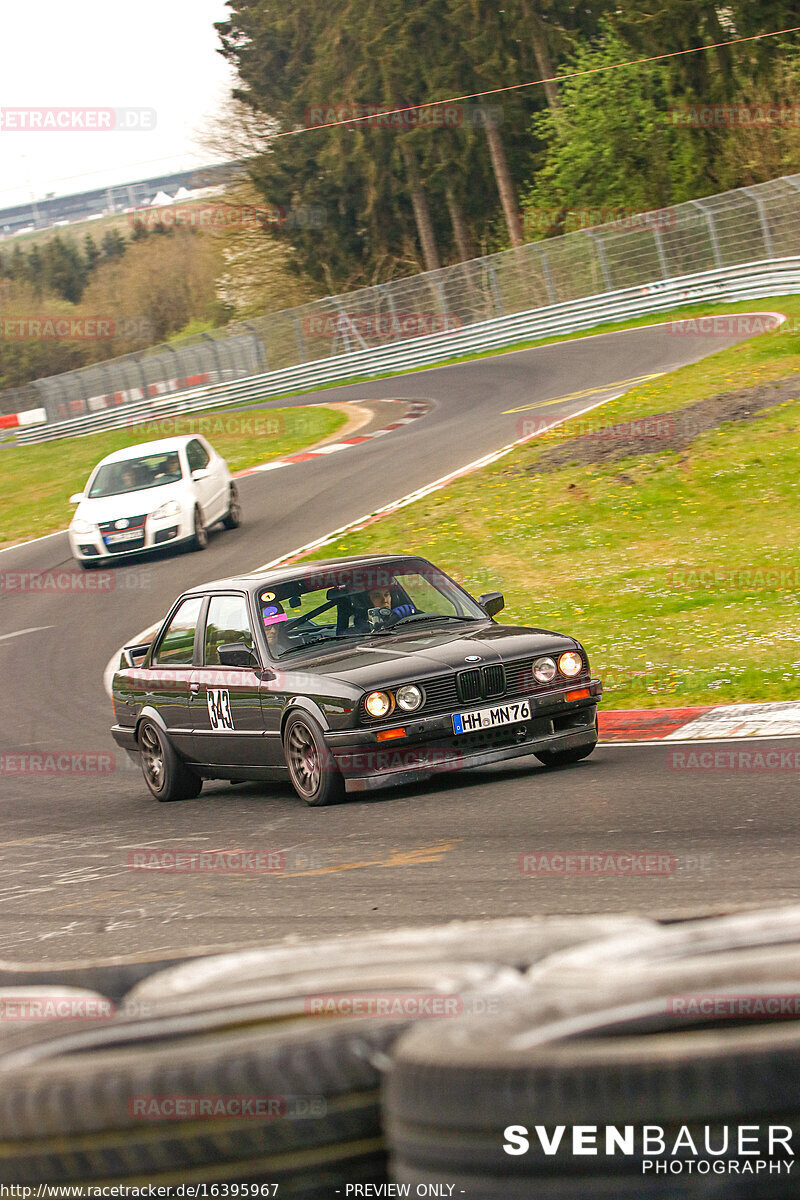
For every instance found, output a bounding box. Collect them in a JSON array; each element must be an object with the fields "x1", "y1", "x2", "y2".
[{"x1": 11, "y1": 257, "x2": 800, "y2": 444}]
